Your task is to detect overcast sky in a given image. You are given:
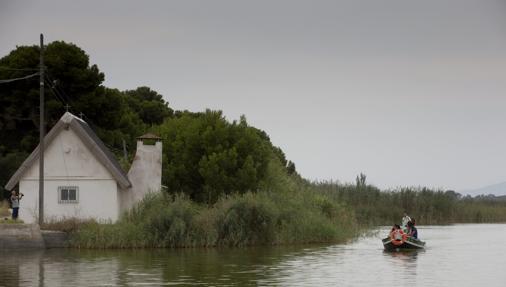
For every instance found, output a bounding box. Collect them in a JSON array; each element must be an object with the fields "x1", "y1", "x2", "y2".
[{"x1": 1, "y1": 0, "x2": 505, "y2": 191}]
